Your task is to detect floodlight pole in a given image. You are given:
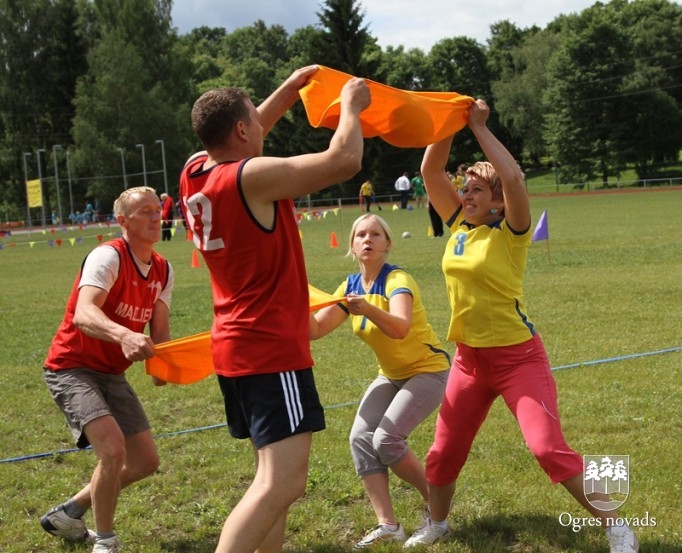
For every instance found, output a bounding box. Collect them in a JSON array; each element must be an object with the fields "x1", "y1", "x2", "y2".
[
  {"x1": 66, "y1": 149, "x2": 74, "y2": 218},
  {"x1": 37, "y1": 148, "x2": 46, "y2": 227},
  {"x1": 117, "y1": 148, "x2": 127, "y2": 190},
  {"x1": 155, "y1": 139, "x2": 168, "y2": 195},
  {"x1": 53, "y1": 144, "x2": 63, "y2": 224},
  {"x1": 136, "y1": 143, "x2": 147, "y2": 186},
  {"x1": 23, "y1": 152, "x2": 33, "y2": 229}
]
